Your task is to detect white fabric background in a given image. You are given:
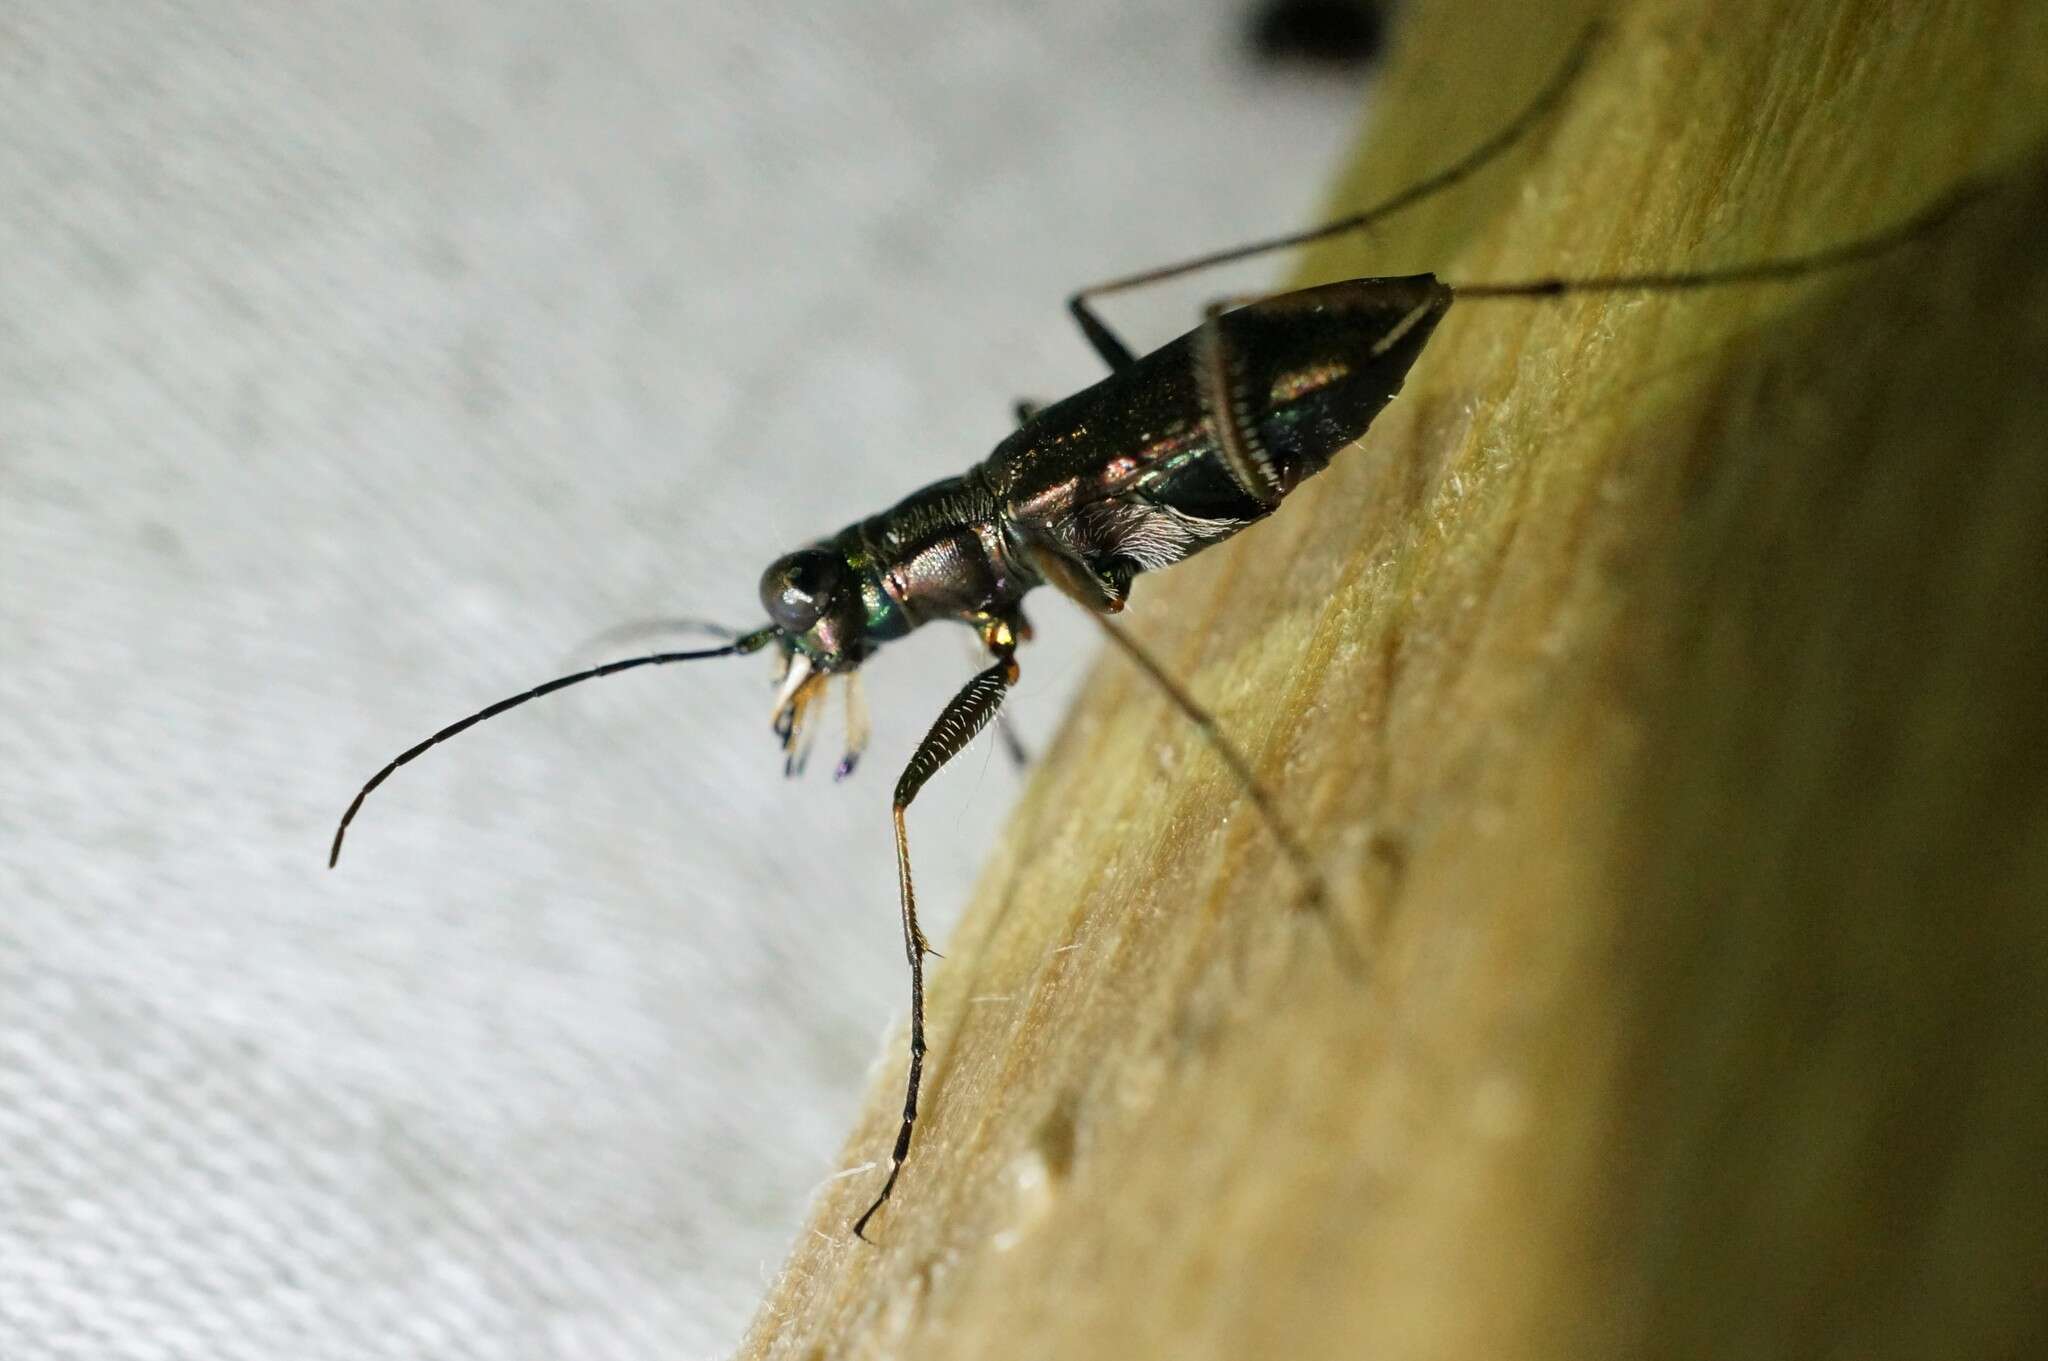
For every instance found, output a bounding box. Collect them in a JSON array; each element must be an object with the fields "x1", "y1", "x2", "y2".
[{"x1": 0, "y1": 3, "x2": 1371, "y2": 1355}]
